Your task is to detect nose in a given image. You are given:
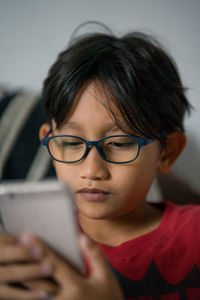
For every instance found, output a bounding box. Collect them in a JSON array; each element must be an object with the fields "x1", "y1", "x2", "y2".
[{"x1": 80, "y1": 146, "x2": 110, "y2": 181}]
